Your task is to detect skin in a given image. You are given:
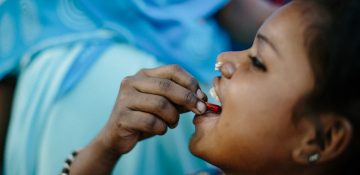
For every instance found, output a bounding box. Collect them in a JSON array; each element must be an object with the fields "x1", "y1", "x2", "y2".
[
  {"x1": 71, "y1": 1, "x2": 353, "y2": 175},
  {"x1": 190, "y1": 2, "x2": 351, "y2": 175}
]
